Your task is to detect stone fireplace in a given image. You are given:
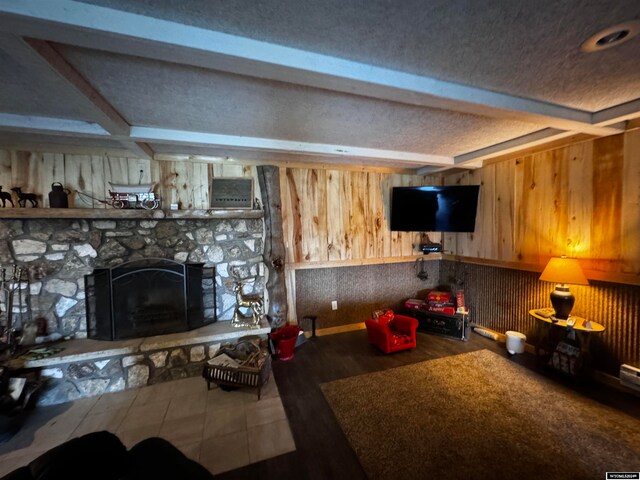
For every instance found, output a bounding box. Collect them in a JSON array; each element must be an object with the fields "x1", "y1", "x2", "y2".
[
  {"x1": 1, "y1": 212, "x2": 267, "y2": 405},
  {"x1": 1, "y1": 215, "x2": 264, "y2": 340}
]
